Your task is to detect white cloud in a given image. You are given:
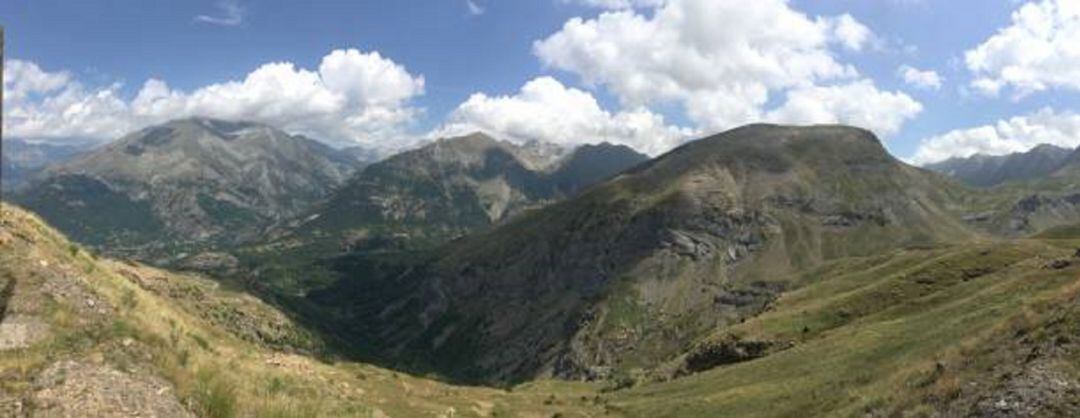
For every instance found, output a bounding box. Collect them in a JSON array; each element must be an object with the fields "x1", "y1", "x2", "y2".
[
  {"x1": 431, "y1": 76, "x2": 692, "y2": 155},
  {"x1": 195, "y1": 0, "x2": 245, "y2": 26},
  {"x1": 3, "y1": 60, "x2": 72, "y2": 102},
  {"x1": 965, "y1": 0, "x2": 1080, "y2": 97},
  {"x1": 828, "y1": 14, "x2": 875, "y2": 52},
  {"x1": 533, "y1": 0, "x2": 905, "y2": 135},
  {"x1": 911, "y1": 108, "x2": 1080, "y2": 165},
  {"x1": 766, "y1": 79, "x2": 923, "y2": 137},
  {"x1": 466, "y1": 0, "x2": 485, "y2": 16},
  {"x1": 897, "y1": 65, "x2": 943, "y2": 90},
  {"x1": 3, "y1": 49, "x2": 425, "y2": 149},
  {"x1": 3, "y1": 60, "x2": 132, "y2": 140}
]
